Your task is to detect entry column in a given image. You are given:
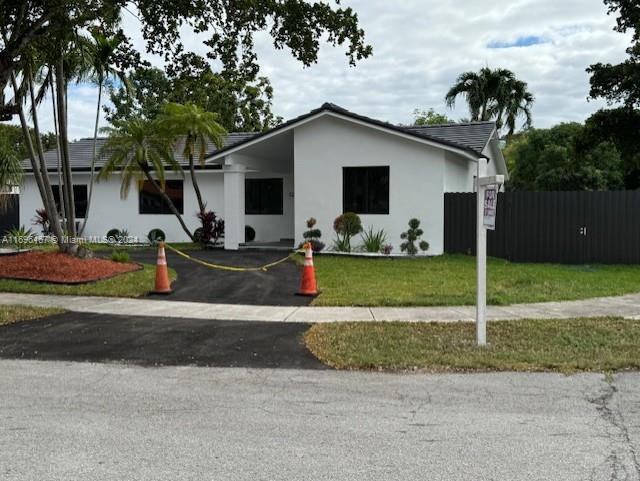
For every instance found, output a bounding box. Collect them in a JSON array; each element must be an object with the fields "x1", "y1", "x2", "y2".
[{"x1": 223, "y1": 164, "x2": 246, "y2": 250}]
